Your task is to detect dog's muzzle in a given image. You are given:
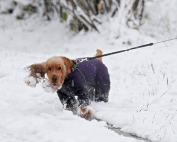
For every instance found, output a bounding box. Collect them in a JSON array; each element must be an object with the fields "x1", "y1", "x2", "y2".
[{"x1": 52, "y1": 76, "x2": 57, "y2": 83}]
